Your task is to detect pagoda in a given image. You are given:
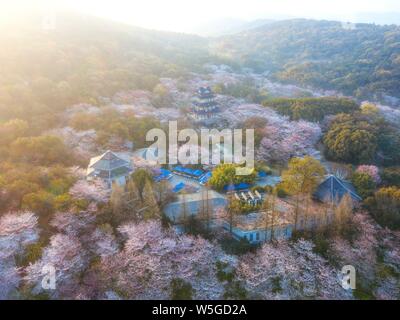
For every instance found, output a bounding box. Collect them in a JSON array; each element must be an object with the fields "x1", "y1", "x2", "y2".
[
  {"x1": 86, "y1": 150, "x2": 133, "y2": 188},
  {"x1": 189, "y1": 86, "x2": 219, "y2": 121}
]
